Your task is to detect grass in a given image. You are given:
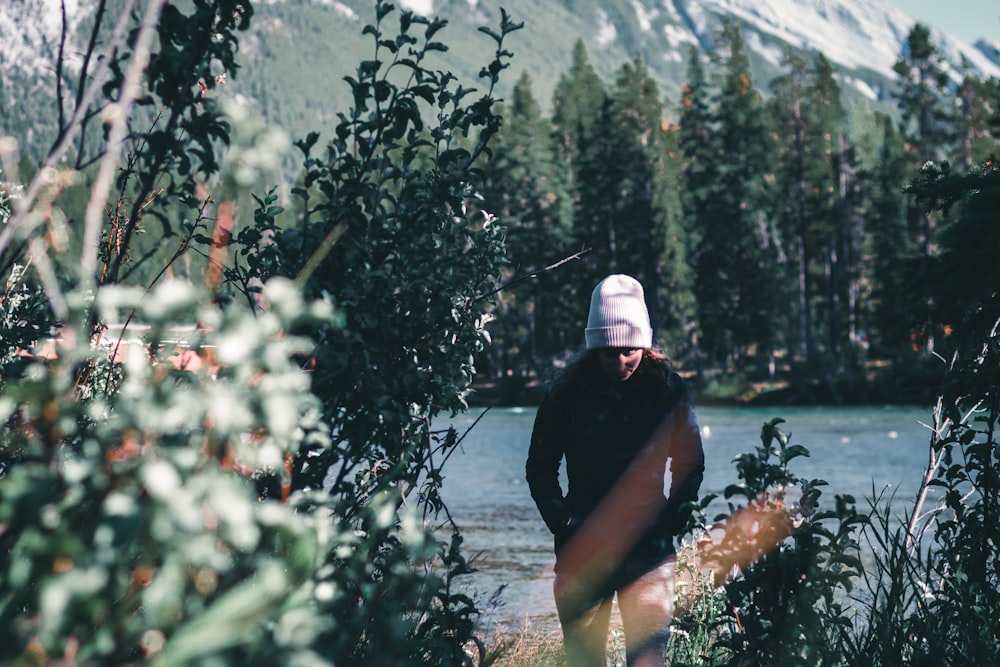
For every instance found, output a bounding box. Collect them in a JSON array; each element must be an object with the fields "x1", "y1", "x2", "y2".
[
  {"x1": 468, "y1": 624, "x2": 565, "y2": 666},
  {"x1": 473, "y1": 535, "x2": 734, "y2": 666}
]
